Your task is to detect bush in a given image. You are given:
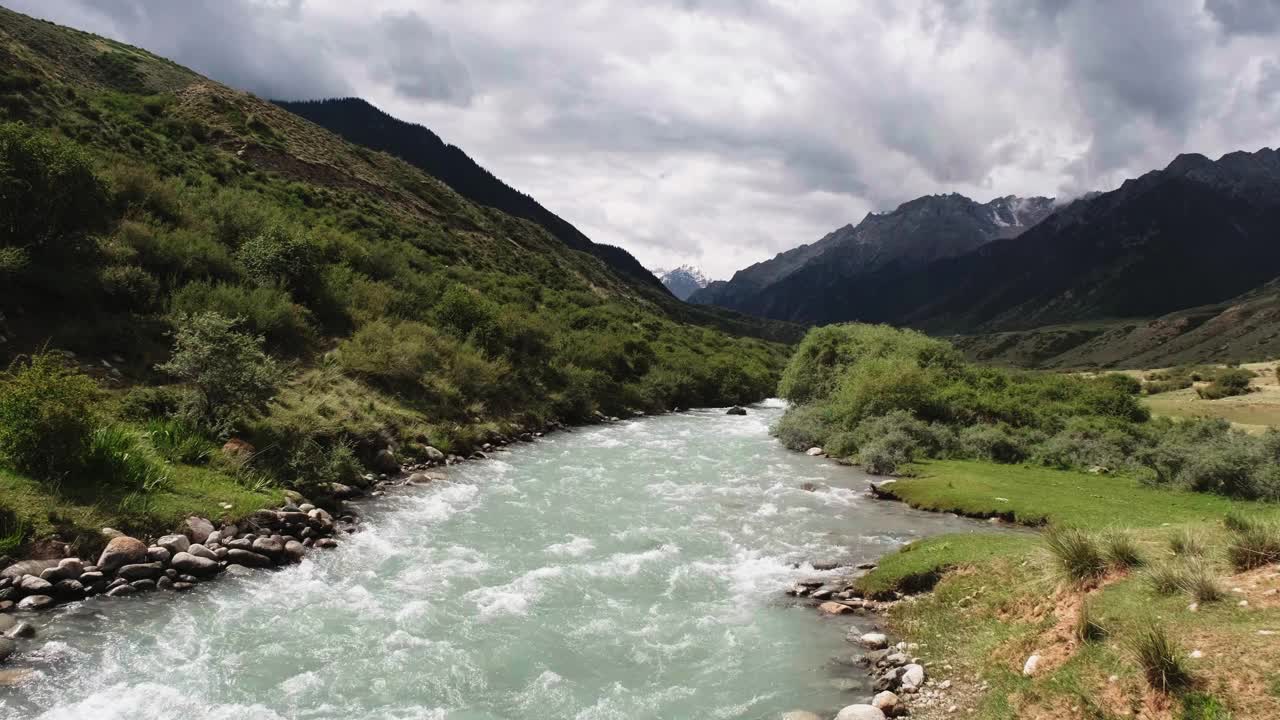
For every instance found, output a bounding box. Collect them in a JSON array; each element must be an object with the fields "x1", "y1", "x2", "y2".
[
  {"x1": 1102, "y1": 530, "x2": 1144, "y2": 570},
  {"x1": 118, "y1": 385, "x2": 191, "y2": 421},
  {"x1": 771, "y1": 404, "x2": 832, "y2": 452},
  {"x1": 235, "y1": 224, "x2": 319, "y2": 291},
  {"x1": 858, "y1": 430, "x2": 917, "y2": 475},
  {"x1": 958, "y1": 424, "x2": 1031, "y2": 463},
  {"x1": 99, "y1": 264, "x2": 160, "y2": 311},
  {"x1": 0, "y1": 352, "x2": 102, "y2": 479},
  {"x1": 1179, "y1": 561, "x2": 1225, "y2": 603},
  {"x1": 1129, "y1": 622, "x2": 1191, "y2": 693},
  {"x1": 170, "y1": 281, "x2": 316, "y2": 353},
  {"x1": 0, "y1": 123, "x2": 109, "y2": 255},
  {"x1": 1075, "y1": 600, "x2": 1107, "y2": 643},
  {"x1": 1169, "y1": 529, "x2": 1206, "y2": 558},
  {"x1": 82, "y1": 425, "x2": 170, "y2": 492},
  {"x1": 1044, "y1": 526, "x2": 1106, "y2": 584},
  {"x1": 1145, "y1": 563, "x2": 1188, "y2": 596},
  {"x1": 156, "y1": 311, "x2": 283, "y2": 435},
  {"x1": 1195, "y1": 368, "x2": 1253, "y2": 399}
]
